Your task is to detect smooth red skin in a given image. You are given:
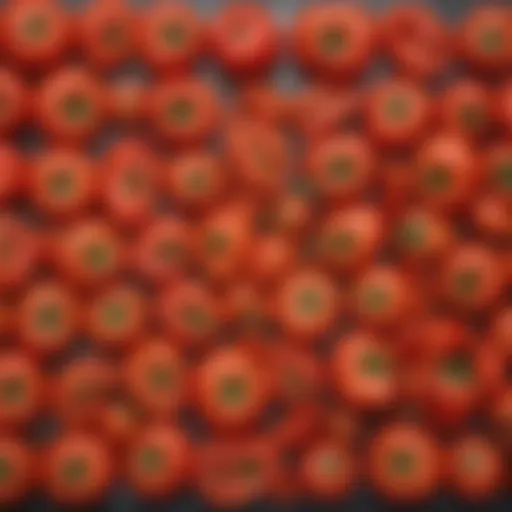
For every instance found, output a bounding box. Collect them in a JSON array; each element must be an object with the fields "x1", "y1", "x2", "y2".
[
  {"x1": 126, "y1": 425, "x2": 191, "y2": 499},
  {"x1": 368, "y1": 424, "x2": 440, "y2": 504},
  {"x1": 379, "y1": 160, "x2": 416, "y2": 221},
  {"x1": 238, "y1": 85, "x2": 290, "y2": 127},
  {"x1": 36, "y1": 68, "x2": 104, "y2": 145},
  {"x1": 138, "y1": 2, "x2": 203, "y2": 74},
  {"x1": 490, "y1": 388, "x2": 512, "y2": 448},
  {"x1": 79, "y1": 0, "x2": 134, "y2": 70},
  {"x1": 299, "y1": 440, "x2": 355, "y2": 501},
  {"x1": 249, "y1": 235, "x2": 296, "y2": 286},
  {"x1": 123, "y1": 341, "x2": 186, "y2": 418},
  {"x1": 272, "y1": 403, "x2": 321, "y2": 452},
  {"x1": 107, "y1": 80, "x2": 146, "y2": 124},
  {"x1": 472, "y1": 194, "x2": 511, "y2": 240},
  {"x1": 485, "y1": 143, "x2": 512, "y2": 204},
  {"x1": 42, "y1": 434, "x2": 111, "y2": 506},
  {"x1": 209, "y1": 3, "x2": 277, "y2": 76},
  {"x1": 0, "y1": 145, "x2": 23, "y2": 204},
  {"x1": 0, "y1": 69, "x2": 28, "y2": 135},
  {"x1": 380, "y1": 5, "x2": 449, "y2": 80},
  {"x1": 100, "y1": 400, "x2": 142, "y2": 448},
  {"x1": 495, "y1": 81, "x2": 512, "y2": 133},
  {"x1": 0, "y1": 438, "x2": 31, "y2": 505},
  {"x1": 293, "y1": 4, "x2": 374, "y2": 81},
  {"x1": 30, "y1": 149, "x2": 95, "y2": 220},
  {"x1": 364, "y1": 80, "x2": 431, "y2": 147},
  {"x1": 4, "y1": 0, "x2": 71, "y2": 69},
  {"x1": 491, "y1": 307, "x2": 512, "y2": 358},
  {"x1": 447, "y1": 436, "x2": 504, "y2": 502}
]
